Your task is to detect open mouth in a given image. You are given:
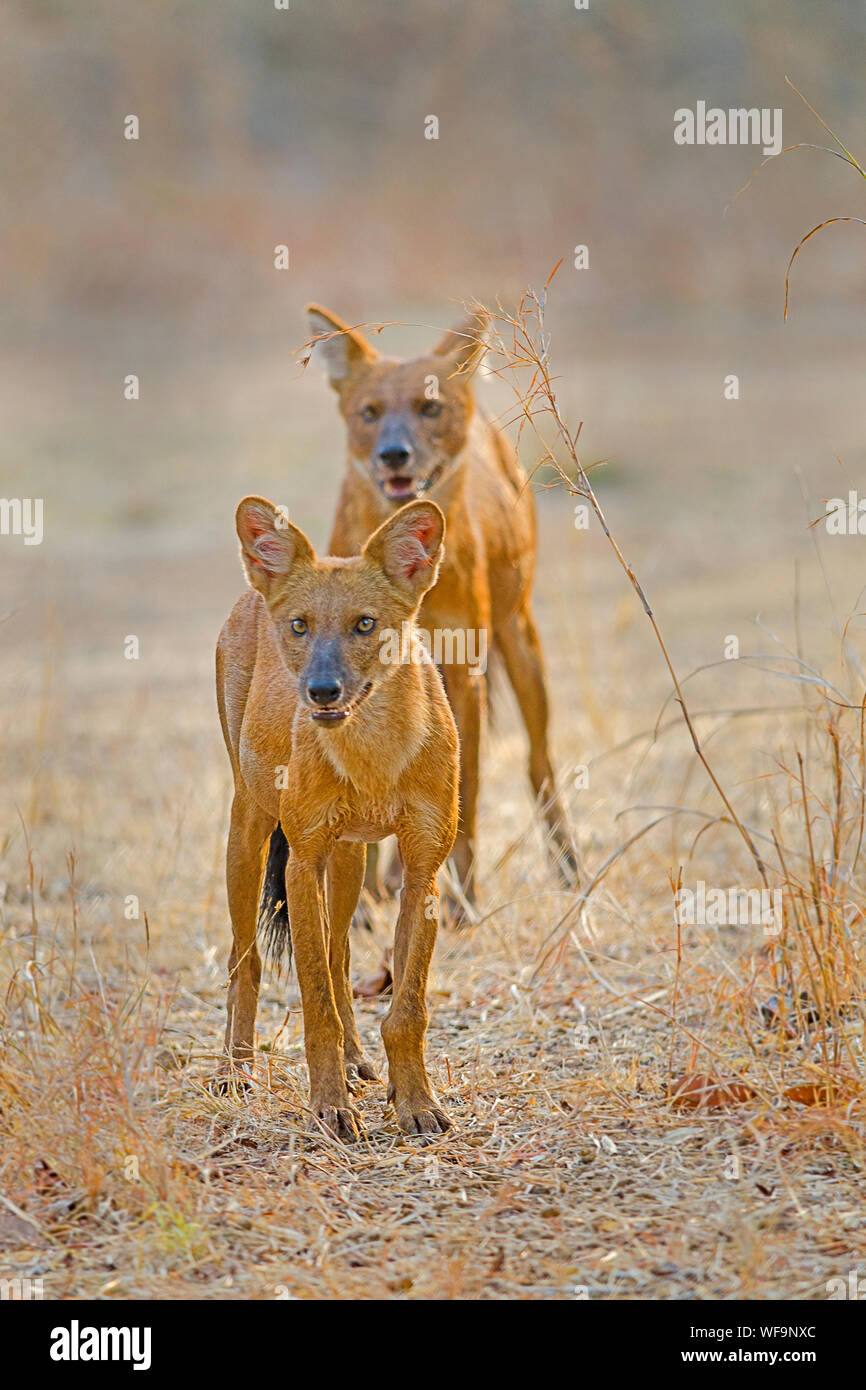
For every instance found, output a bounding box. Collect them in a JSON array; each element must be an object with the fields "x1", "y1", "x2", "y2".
[
  {"x1": 382, "y1": 475, "x2": 418, "y2": 500},
  {"x1": 310, "y1": 682, "x2": 373, "y2": 725},
  {"x1": 379, "y1": 464, "x2": 444, "y2": 502}
]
